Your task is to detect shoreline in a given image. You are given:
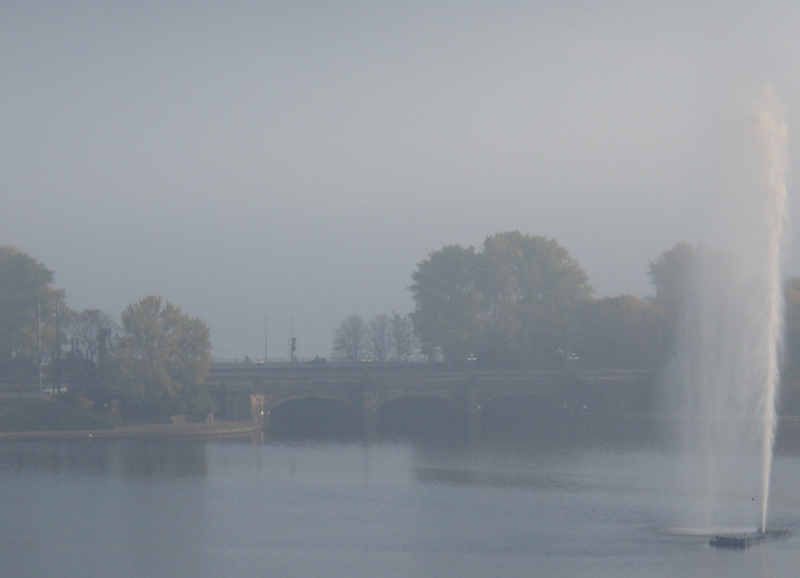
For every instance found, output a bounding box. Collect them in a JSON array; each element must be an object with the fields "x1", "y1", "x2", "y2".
[
  {"x1": 3, "y1": 414, "x2": 800, "y2": 443},
  {"x1": 0, "y1": 420, "x2": 262, "y2": 442}
]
